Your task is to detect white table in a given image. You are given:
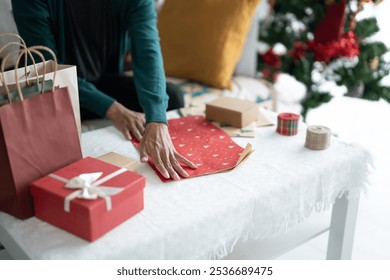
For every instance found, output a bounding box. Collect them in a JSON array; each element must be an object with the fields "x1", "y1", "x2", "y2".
[{"x1": 0, "y1": 112, "x2": 371, "y2": 259}]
